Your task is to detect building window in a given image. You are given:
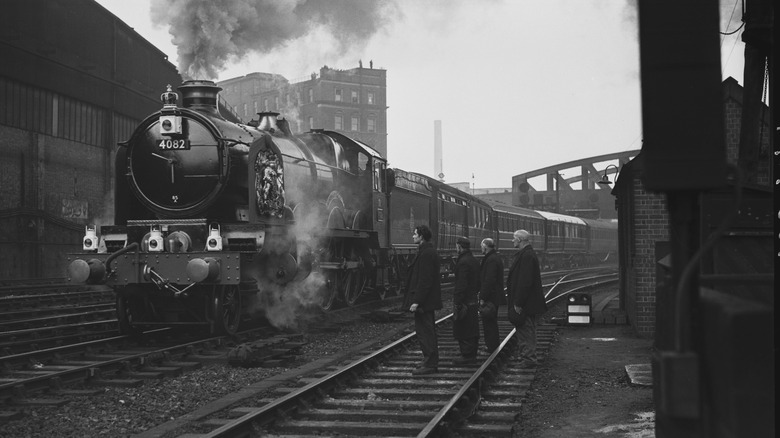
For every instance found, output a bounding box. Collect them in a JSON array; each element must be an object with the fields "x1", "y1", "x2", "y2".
[
  {"x1": 335, "y1": 113, "x2": 343, "y2": 130},
  {"x1": 274, "y1": 96, "x2": 279, "y2": 109},
  {"x1": 296, "y1": 90, "x2": 301, "y2": 105},
  {"x1": 367, "y1": 92, "x2": 375, "y2": 105},
  {"x1": 264, "y1": 99, "x2": 268, "y2": 110},
  {"x1": 253, "y1": 101, "x2": 258, "y2": 114},
  {"x1": 351, "y1": 116, "x2": 359, "y2": 131},
  {"x1": 243, "y1": 104, "x2": 247, "y2": 117},
  {"x1": 367, "y1": 116, "x2": 375, "y2": 133},
  {"x1": 309, "y1": 116, "x2": 314, "y2": 129},
  {"x1": 335, "y1": 88, "x2": 342, "y2": 102},
  {"x1": 309, "y1": 88, "x2": 313, "y2": 102},
  {"x1": 351, "y1": 90, "x2": 358, "y2": 103}
]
